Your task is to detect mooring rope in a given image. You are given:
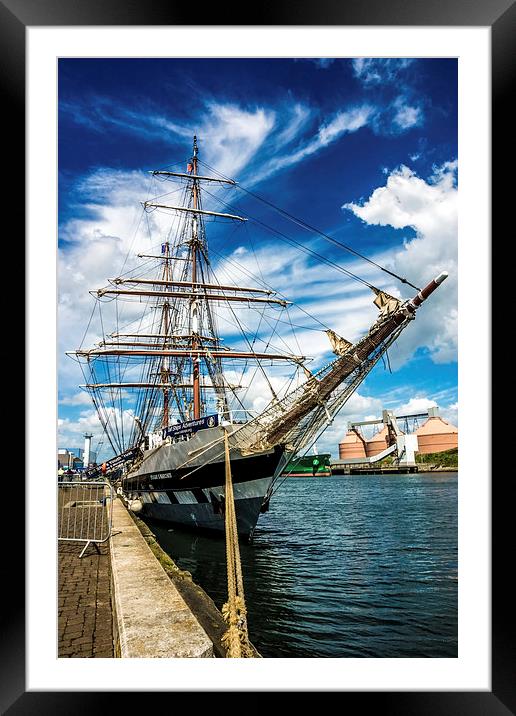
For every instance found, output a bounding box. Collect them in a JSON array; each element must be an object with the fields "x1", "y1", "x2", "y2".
[{"x1": 221, "y1": 429, "x2": 255, "y2": 658}]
